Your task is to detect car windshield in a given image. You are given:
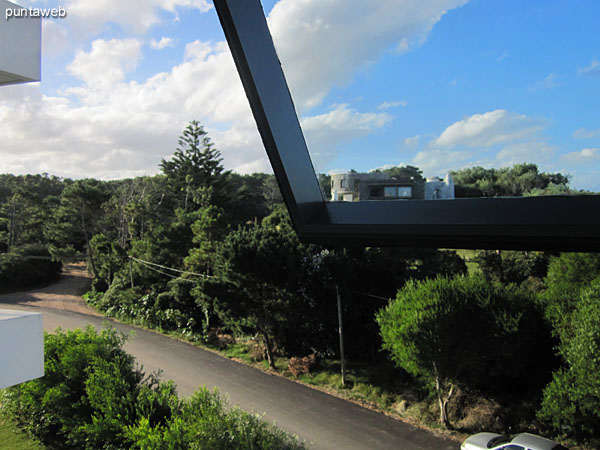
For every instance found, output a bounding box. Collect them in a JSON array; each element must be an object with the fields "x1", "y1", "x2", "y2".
[{"x1": 488, "y1": 436, "x2": 511, "y2": 448}]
